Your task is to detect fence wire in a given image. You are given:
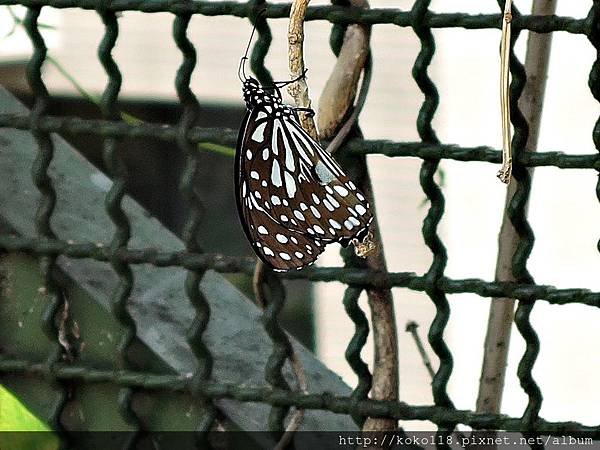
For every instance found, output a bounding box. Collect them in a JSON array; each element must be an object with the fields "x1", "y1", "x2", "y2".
[{"x1": 1, "y1": 0, "x2": 600, "y2": 444}]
